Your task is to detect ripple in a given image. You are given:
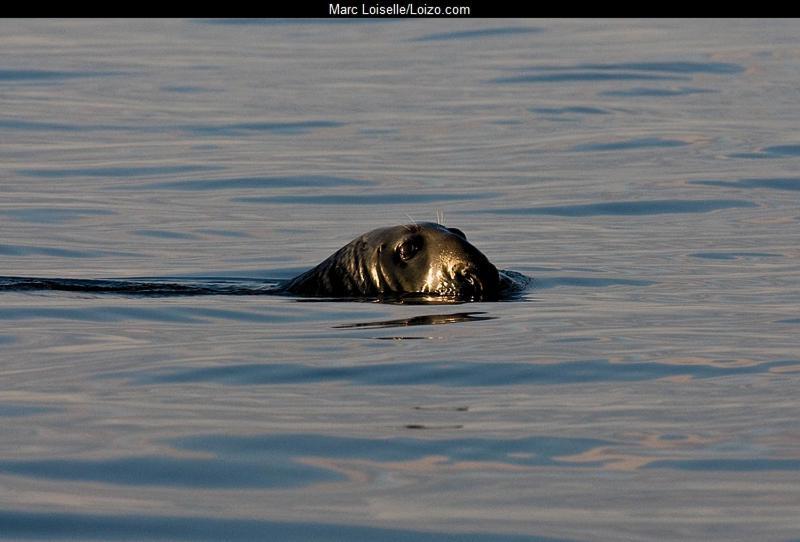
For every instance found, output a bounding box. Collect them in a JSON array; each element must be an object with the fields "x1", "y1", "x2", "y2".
[
  {"x1": 184, "y1": 120, "x2": 345, "y2": 136},
  {"x1": 493, "y1": 60, "x2": 742, "y2": 85},
  {"x1": 729, "y1": 144, "x2": 800, "y2": 159},
  {"x1": 647, "y1": 458, "x2": 800, "y2": 471},
  {"x1": 513, "y1": 61, "x2": 743, "y2": 75},
  {"x1": 0, "y1": 404, "x2": 57, "y2": 417},
  {"x1": 17, "y1": 165, "x2": 217, "y2": 178},
  {"x1": 0, "y1": 117, "x2": 144, "y2": 132},
  {"x1": 480, "y1": 199, "x2": 756, "y2": 217},
  {"x1": 0, "y1": 432, "x2": 610, "y2": 492},
  {"x1": 414, "y1": 26, "x2": 542, "y2": 42},
  {"x1": 690, "y1": 252, "x2": 782, "y2": 260},
  {"x1": 551, "y1": 61, "x2": 744, "y2": 75},
  {"x1": 234, "y1": 192, "x2": 494, "y2": 205},
  {"x1": 529, "y1": 106, "x2": 610, "y2": 115},
  {"x1": 0, "y1": 455, "x2": 337, "y2": 489},
  {"x1": 492, "y1": 72, "x2": 687, "y2": 84},
  {"x1": 140, "y1": 175, "x2": 373, "y2": 191},
  {"x1": 0, "y1": 244, "x2": 133, "y2": 258},
  {"x1": 571, "y1": 137, "x2": 689, "y2": 152},
  {"x1": 132, "y1": 230, "x2": 200, "y2": 240},
  {"x1": 0, "y1": 68, "x2": 124, "y2": 82},
  {"x1": 136, "y1": 359, "x2": 798, "y2": 387},
  {"x1": 174, "y1": 433, "x2": 609, "y2": 467},
  {"x1": 762, "y1": 144, "x2": 800, "y2": 156},
  {"x1": 195, "y1": 228, "x2": 250, "y2": 238},
  {"x1": 726, "y1": 152, "x2": 776, "y2": 160},
  {"x1": 160, "y1": 85, "x2": 211, "y2": 93},
  {"x1": 0, "y1": 118, "x2": 95, "y2": 131},
  {"x1": 0, "y1": 298, "x2": 309, "y2": 323},
  {"x1": 533, "y1": 277, "x2": 655, "y2": 289},
  {"x1": 0, "y1": 306, "x2": 206, "y2": 324},
  {"x1": 0, "y1": 510, "x2": 562, "y2": 542},
  {"x1": 690, "y1": 178, "x2": 800, "y2": 191},
  {"x1": 0, "y1": 208, "x2": 115, "y2": 224},
  {"x1": 600, "y1": 87, "x2": 714, "y2": 97}
]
